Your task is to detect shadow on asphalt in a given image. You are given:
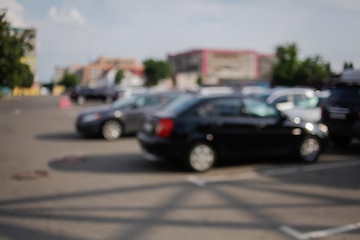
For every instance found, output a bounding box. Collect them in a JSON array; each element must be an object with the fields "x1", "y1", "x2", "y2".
[
  {"x1": 49, "y1": 153, "x2": 189, "y2": 174},
  {"x1": 324, "y1": 140, "x2": 360, "y2": 156},
  {"x1": 48, "y1": 141, "x2": 360, "y2": 175},
  {"x1": 252, "y1": 141, "x2": 360, "y2": 191},
  {"x1": 256, "y1": 161, "x2": 360, "y2": 190},
  {"x1": 35, "y1": 132, "x2": 135, "y2": 141},
  {"x1": 3, "y1": 143, "x2": 360, "y2": 240},
  {"x1": 48, "y1": 152, "x2": 306, "y2": 175},
  {"x1": 3, "y1": 158, "x2": 360, "y2": 240}
]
